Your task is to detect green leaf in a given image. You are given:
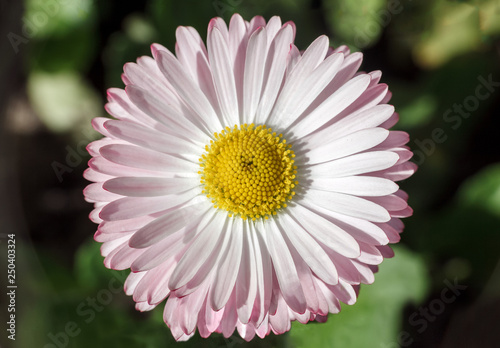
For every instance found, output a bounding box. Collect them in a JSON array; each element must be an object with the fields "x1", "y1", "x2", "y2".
[
  {"x1": 289, "y1": 246, "x2": 429, "y2": 348},
  {"x1": 24, "y1": 0, "x2": 93, "y2": 38},
  {"x1": 323, "y1": 0, "x2": 387, "y2": 48},
  {"x1": 74, "y1": 237, "x2": 128, "y2": 291},
  {"x1": 457, "y1": 163, "x2": 500, "y2": 217},
  {"x1": 413, "y1": 1, "x2": 482, "y2": 68},
  {"x1": 24, "y1": 0, "x2": 97, "y2": 72},
  {"x1": 27, "y1": 71, "x2": 103, "y2": 134}
]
